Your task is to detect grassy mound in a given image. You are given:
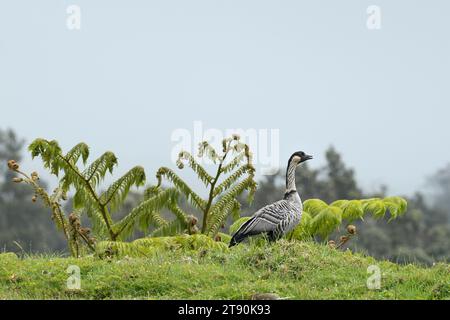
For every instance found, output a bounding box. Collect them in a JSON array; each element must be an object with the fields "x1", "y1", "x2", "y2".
[{"x1": 0, "y1": 240, "x2": 448, "y2": 300}]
